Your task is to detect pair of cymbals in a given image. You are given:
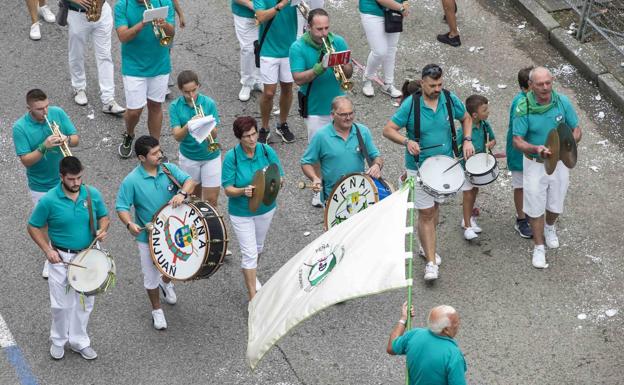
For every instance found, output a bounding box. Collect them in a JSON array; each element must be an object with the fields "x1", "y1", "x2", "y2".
[
  {"x1": 544, "y1": 123, "x2": 577, "y2": 175},
  {"x1": 248, "y1": 163, "x2": 281, "y2": 212}
]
